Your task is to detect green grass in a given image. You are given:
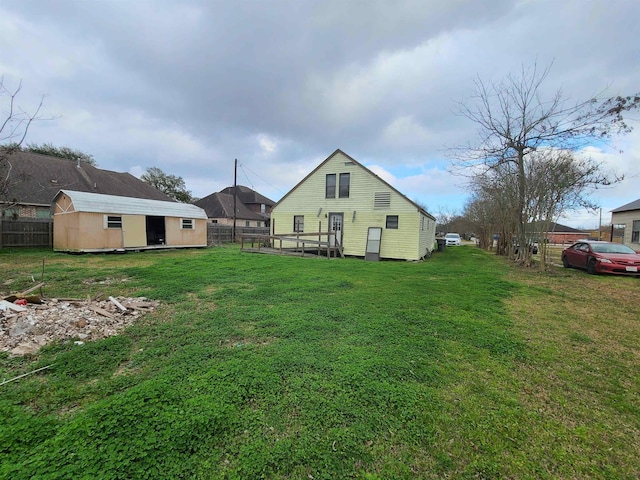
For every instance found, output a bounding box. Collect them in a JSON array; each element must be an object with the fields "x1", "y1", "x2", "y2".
[{"x1": 0, "y1": 246, "x2": 638, "y2": 479}]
